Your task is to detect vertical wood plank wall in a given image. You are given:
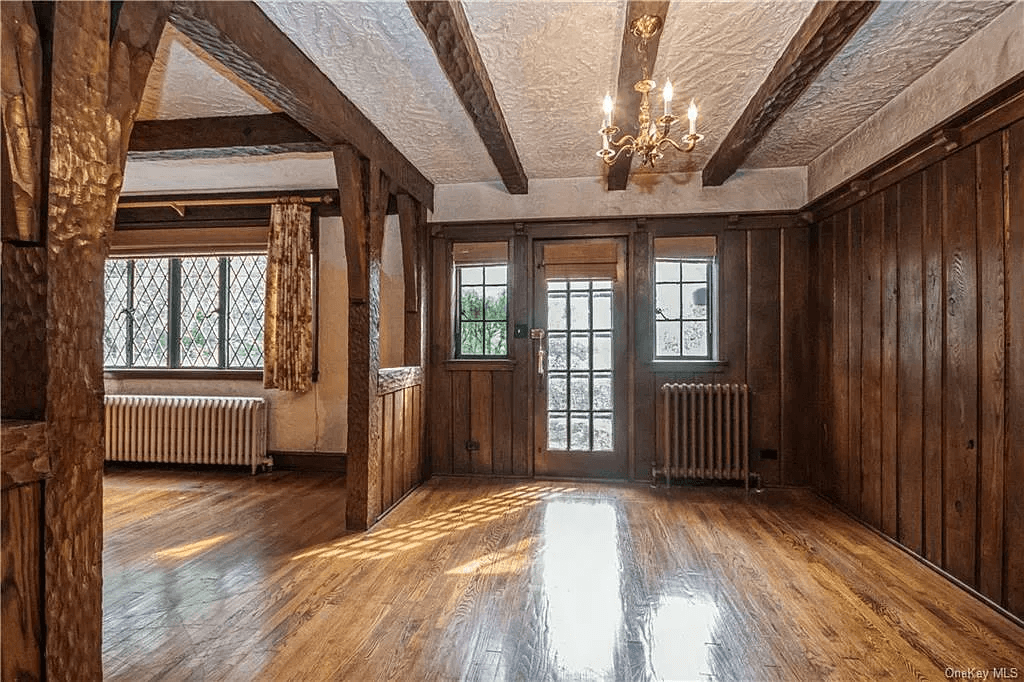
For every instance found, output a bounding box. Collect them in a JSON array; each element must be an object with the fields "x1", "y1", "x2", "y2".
[
  {"x1": 429, "y1": 221, "x2": 815, "y2": 486},
  {"x1": 376, "y1": 368, "x2": 426, "y2": 515},
  {"x1": 810, "y1": 121, "x2": 1024, "y2": 619}
]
